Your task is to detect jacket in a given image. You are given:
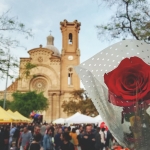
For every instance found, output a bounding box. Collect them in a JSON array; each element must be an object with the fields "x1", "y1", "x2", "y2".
[
  {"x1": 70, "y1": 132, "x2": 79, "y2": 146},
  {"x1": 82, "y1": 132, "x2": 95, "y2": 150},
  {"x1": 43, "y1": 134, "x2": 53, "y2": 150},
  {"x1": 54, "y1": 133, "x2": 62, "y2": 148},
  {"x1": 95, "y1": 132, "x2": 101, "y2": 149}
]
